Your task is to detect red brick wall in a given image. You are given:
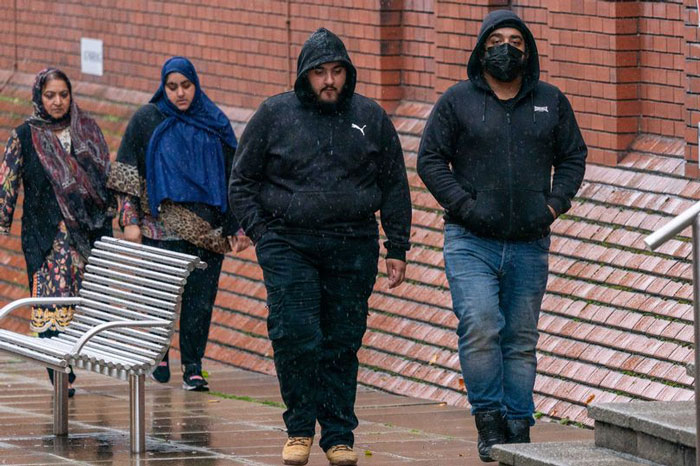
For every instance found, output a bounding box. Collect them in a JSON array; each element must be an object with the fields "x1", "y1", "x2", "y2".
[
  {"x1": 1, "y1": 1, "x2": 695, "y2": 170},
  {"x1": 639, "y1": 1, "x2": 685, "y2": 139},
  {"x1": 0, "y1": 1, "x2": 418, "y2": 111},
  {"x1": 401, "y1": 0, "x2": 436, "y2": 103},
  {"x1": 685, "y1": 0, "x2": 700, "y2": 177}
]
